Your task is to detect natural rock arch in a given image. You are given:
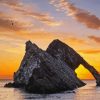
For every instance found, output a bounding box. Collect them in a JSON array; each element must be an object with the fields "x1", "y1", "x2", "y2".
[
  {"x1": 5, "y1": 39, "x2": 100, "y2": 93},
  {"x1": 46, "y1": 39, "x2": 100, "y2": 86},
  {"x1": 75, "y1": 64, "x2": 95, "y2": 79}
]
